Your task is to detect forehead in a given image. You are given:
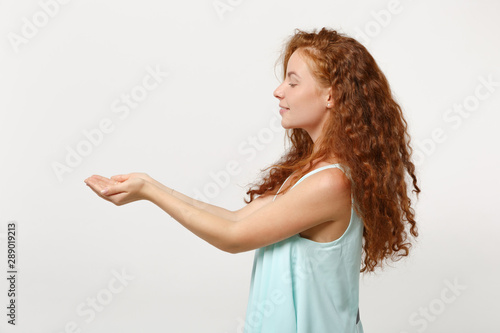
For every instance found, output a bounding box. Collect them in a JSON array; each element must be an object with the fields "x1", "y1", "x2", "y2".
[
  {"x1": 287, "y1": 50, "x2": 309, "y2": 74},
  {"x1": 286, "y1": 50, "x2": 311, "y2": 78},
  {"x1": 286, "y1": 49, "x2": 328, "y2": 93}
]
